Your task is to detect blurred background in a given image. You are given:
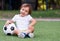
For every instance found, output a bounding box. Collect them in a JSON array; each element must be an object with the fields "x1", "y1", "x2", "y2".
[
  {"x1": 0, "y1": 0, "x2": 60, "y2": 10},
  {"x1": 0, "y1": 0, "x2": 60, "y2": 18}
]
